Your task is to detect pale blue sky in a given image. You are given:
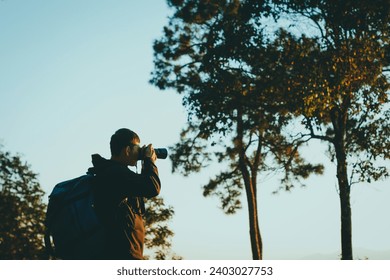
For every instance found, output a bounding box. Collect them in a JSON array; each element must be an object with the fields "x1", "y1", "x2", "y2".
[{"x1": 1, "y1": 0, "x2": 389, "y2": 260}]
